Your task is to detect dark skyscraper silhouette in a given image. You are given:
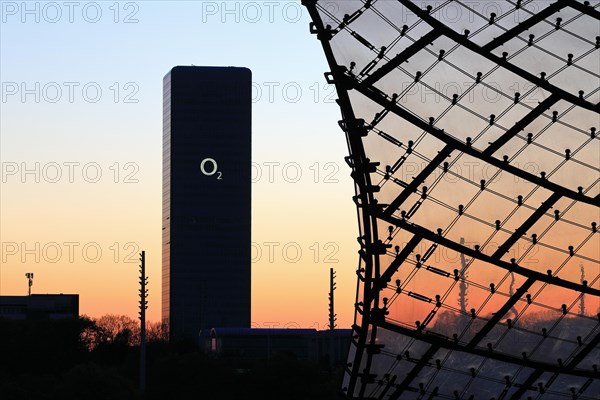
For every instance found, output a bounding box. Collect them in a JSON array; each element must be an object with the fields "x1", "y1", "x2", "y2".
[{"x1": 163, "y1": 66, "x2": 252, "y2": 342}]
